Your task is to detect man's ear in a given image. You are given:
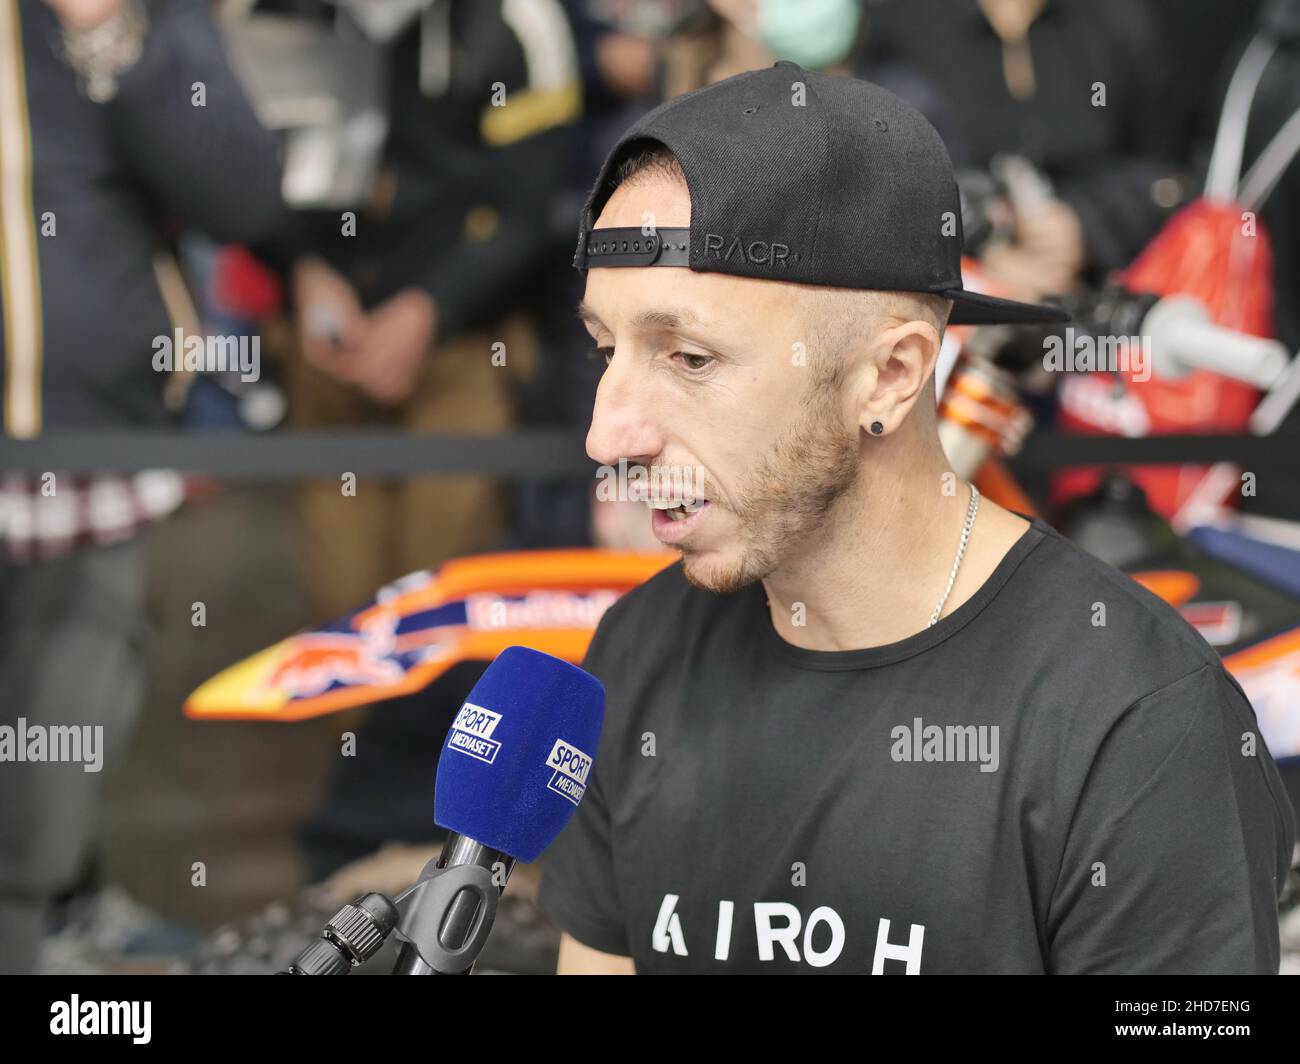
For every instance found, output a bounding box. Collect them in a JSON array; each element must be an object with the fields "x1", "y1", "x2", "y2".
[{"x1": 854, "y1": 320, "x2": 942, "y2": 436}]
